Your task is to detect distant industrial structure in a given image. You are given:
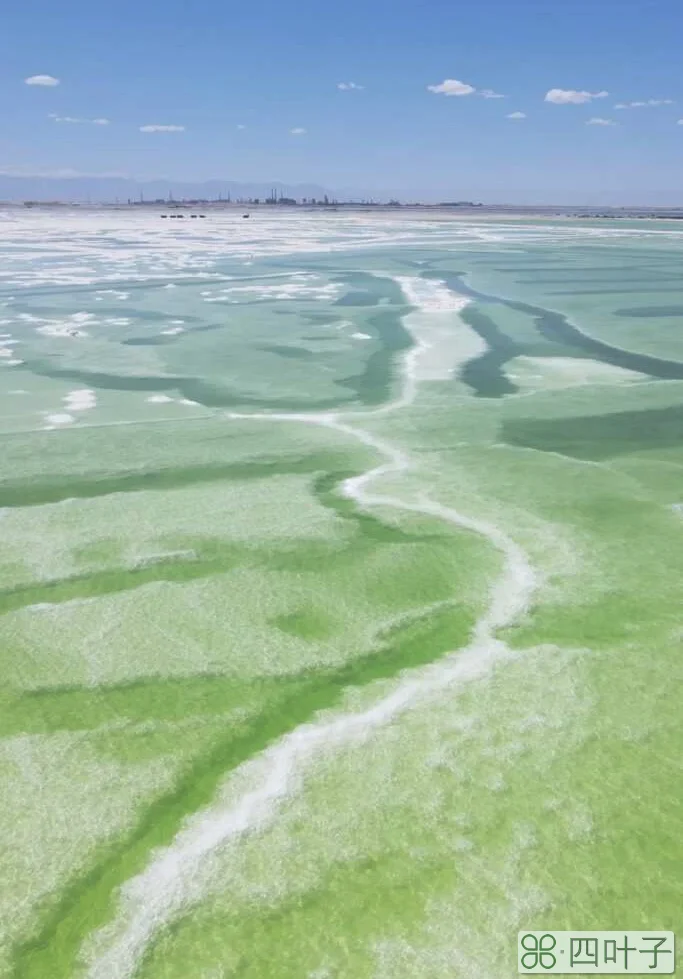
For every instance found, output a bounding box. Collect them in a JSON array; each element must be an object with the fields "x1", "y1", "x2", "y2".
[
  {"x1": 114, "y1": 193, "x2": 484, "y2": 209},
  {"x1": 19, "y1": 175, "x2": 488, "y2": 210},
  {"x1": 21, "y1": 194, "x2": 490, "y2": 211},
  {"x1": 16, "y1": 199, "x2": 683, "y2": 220}
]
